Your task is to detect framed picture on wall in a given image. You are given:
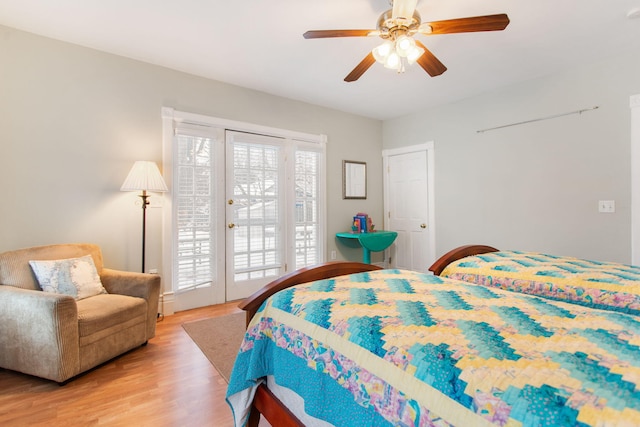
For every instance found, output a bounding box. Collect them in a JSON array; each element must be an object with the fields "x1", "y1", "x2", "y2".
[{"x1": 343, "y1": 160, "x2": 366, "y2": 199}]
